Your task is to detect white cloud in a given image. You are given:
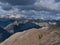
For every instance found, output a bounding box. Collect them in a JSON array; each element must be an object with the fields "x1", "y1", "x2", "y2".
[
  {"x1": 0, "y1": 0, "x2": 60, "y2": 20},
  {"x1": 20, "y1": 10, "x2": 58, "y2": 20},
  {"x1": 34, "y1": 0, "x2": 60, "y2": 10},
  {"x1": 0, "y1": 6, "x2": 60, "y2": 20}
]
